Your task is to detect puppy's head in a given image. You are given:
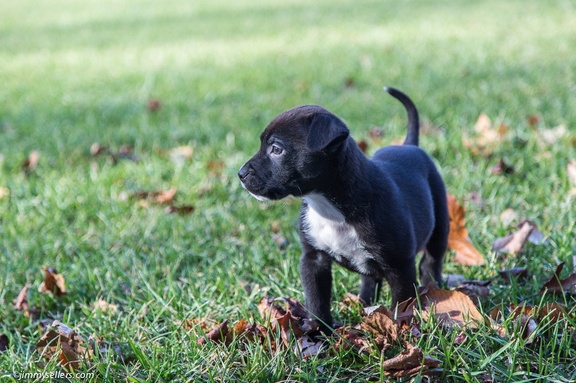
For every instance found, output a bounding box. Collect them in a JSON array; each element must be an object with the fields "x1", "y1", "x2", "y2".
[{"x1": 238, "y1": 105, "x2": 349, "y2": 201}]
